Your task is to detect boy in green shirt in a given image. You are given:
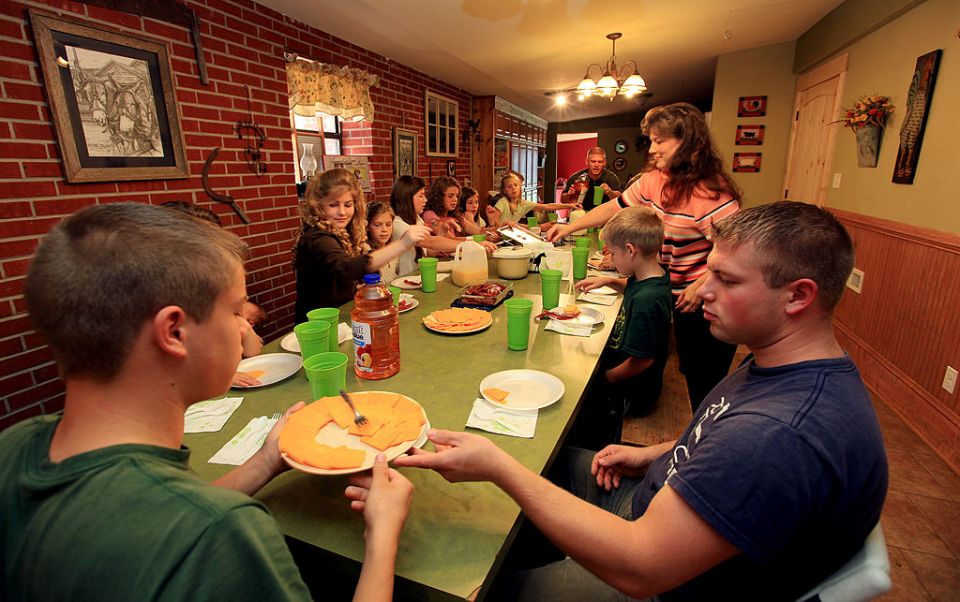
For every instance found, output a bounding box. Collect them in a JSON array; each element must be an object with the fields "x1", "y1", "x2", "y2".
[
  {"x1": 575, "y1": 206, "x2": 672, "y2": 446},
  {"x1": 0, "y1": 203, "x2": 411, "y2": 601}
]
